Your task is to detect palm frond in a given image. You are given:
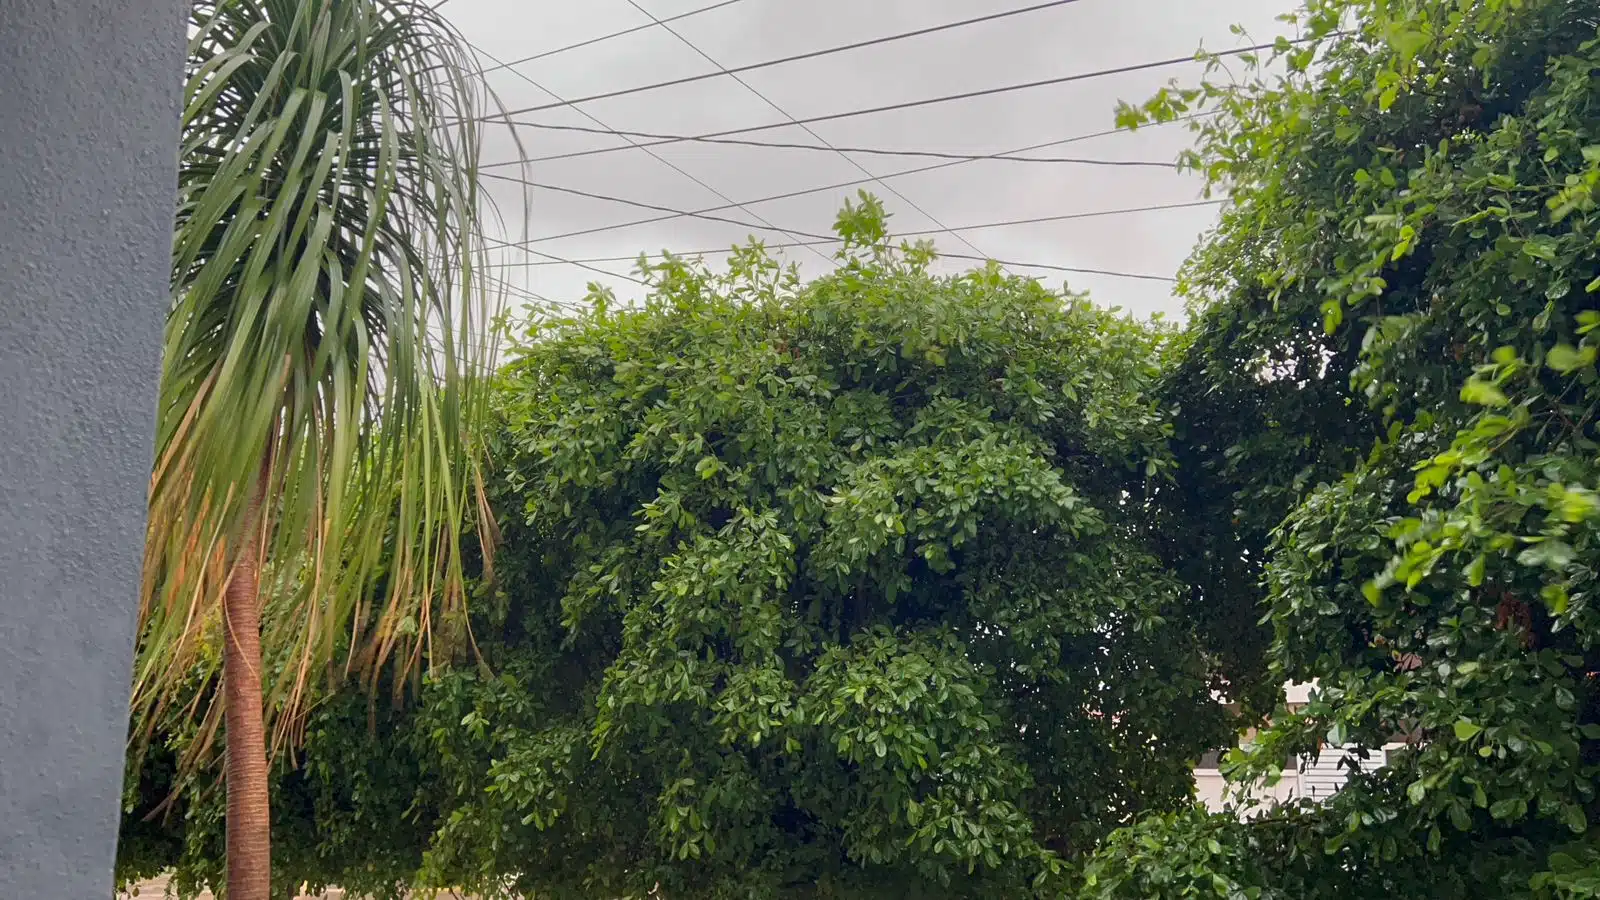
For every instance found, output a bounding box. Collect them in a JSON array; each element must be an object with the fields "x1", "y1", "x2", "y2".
[{"x1": 135, "y1": 0, "x2": 502, "y2": 761}]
